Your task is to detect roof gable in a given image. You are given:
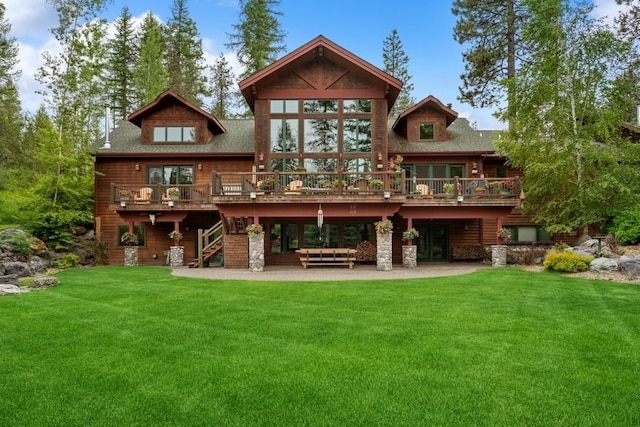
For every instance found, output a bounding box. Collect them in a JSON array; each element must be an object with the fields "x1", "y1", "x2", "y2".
[
  {"x1": 239, "y1": 35, "x2": 403, "y2": 112},
  {"x1": 392, "y1": 95, "x2": 458, "y2": 133},
  {"x1": 127, "y1": 90, "x2": 226, "y2": 135}
]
